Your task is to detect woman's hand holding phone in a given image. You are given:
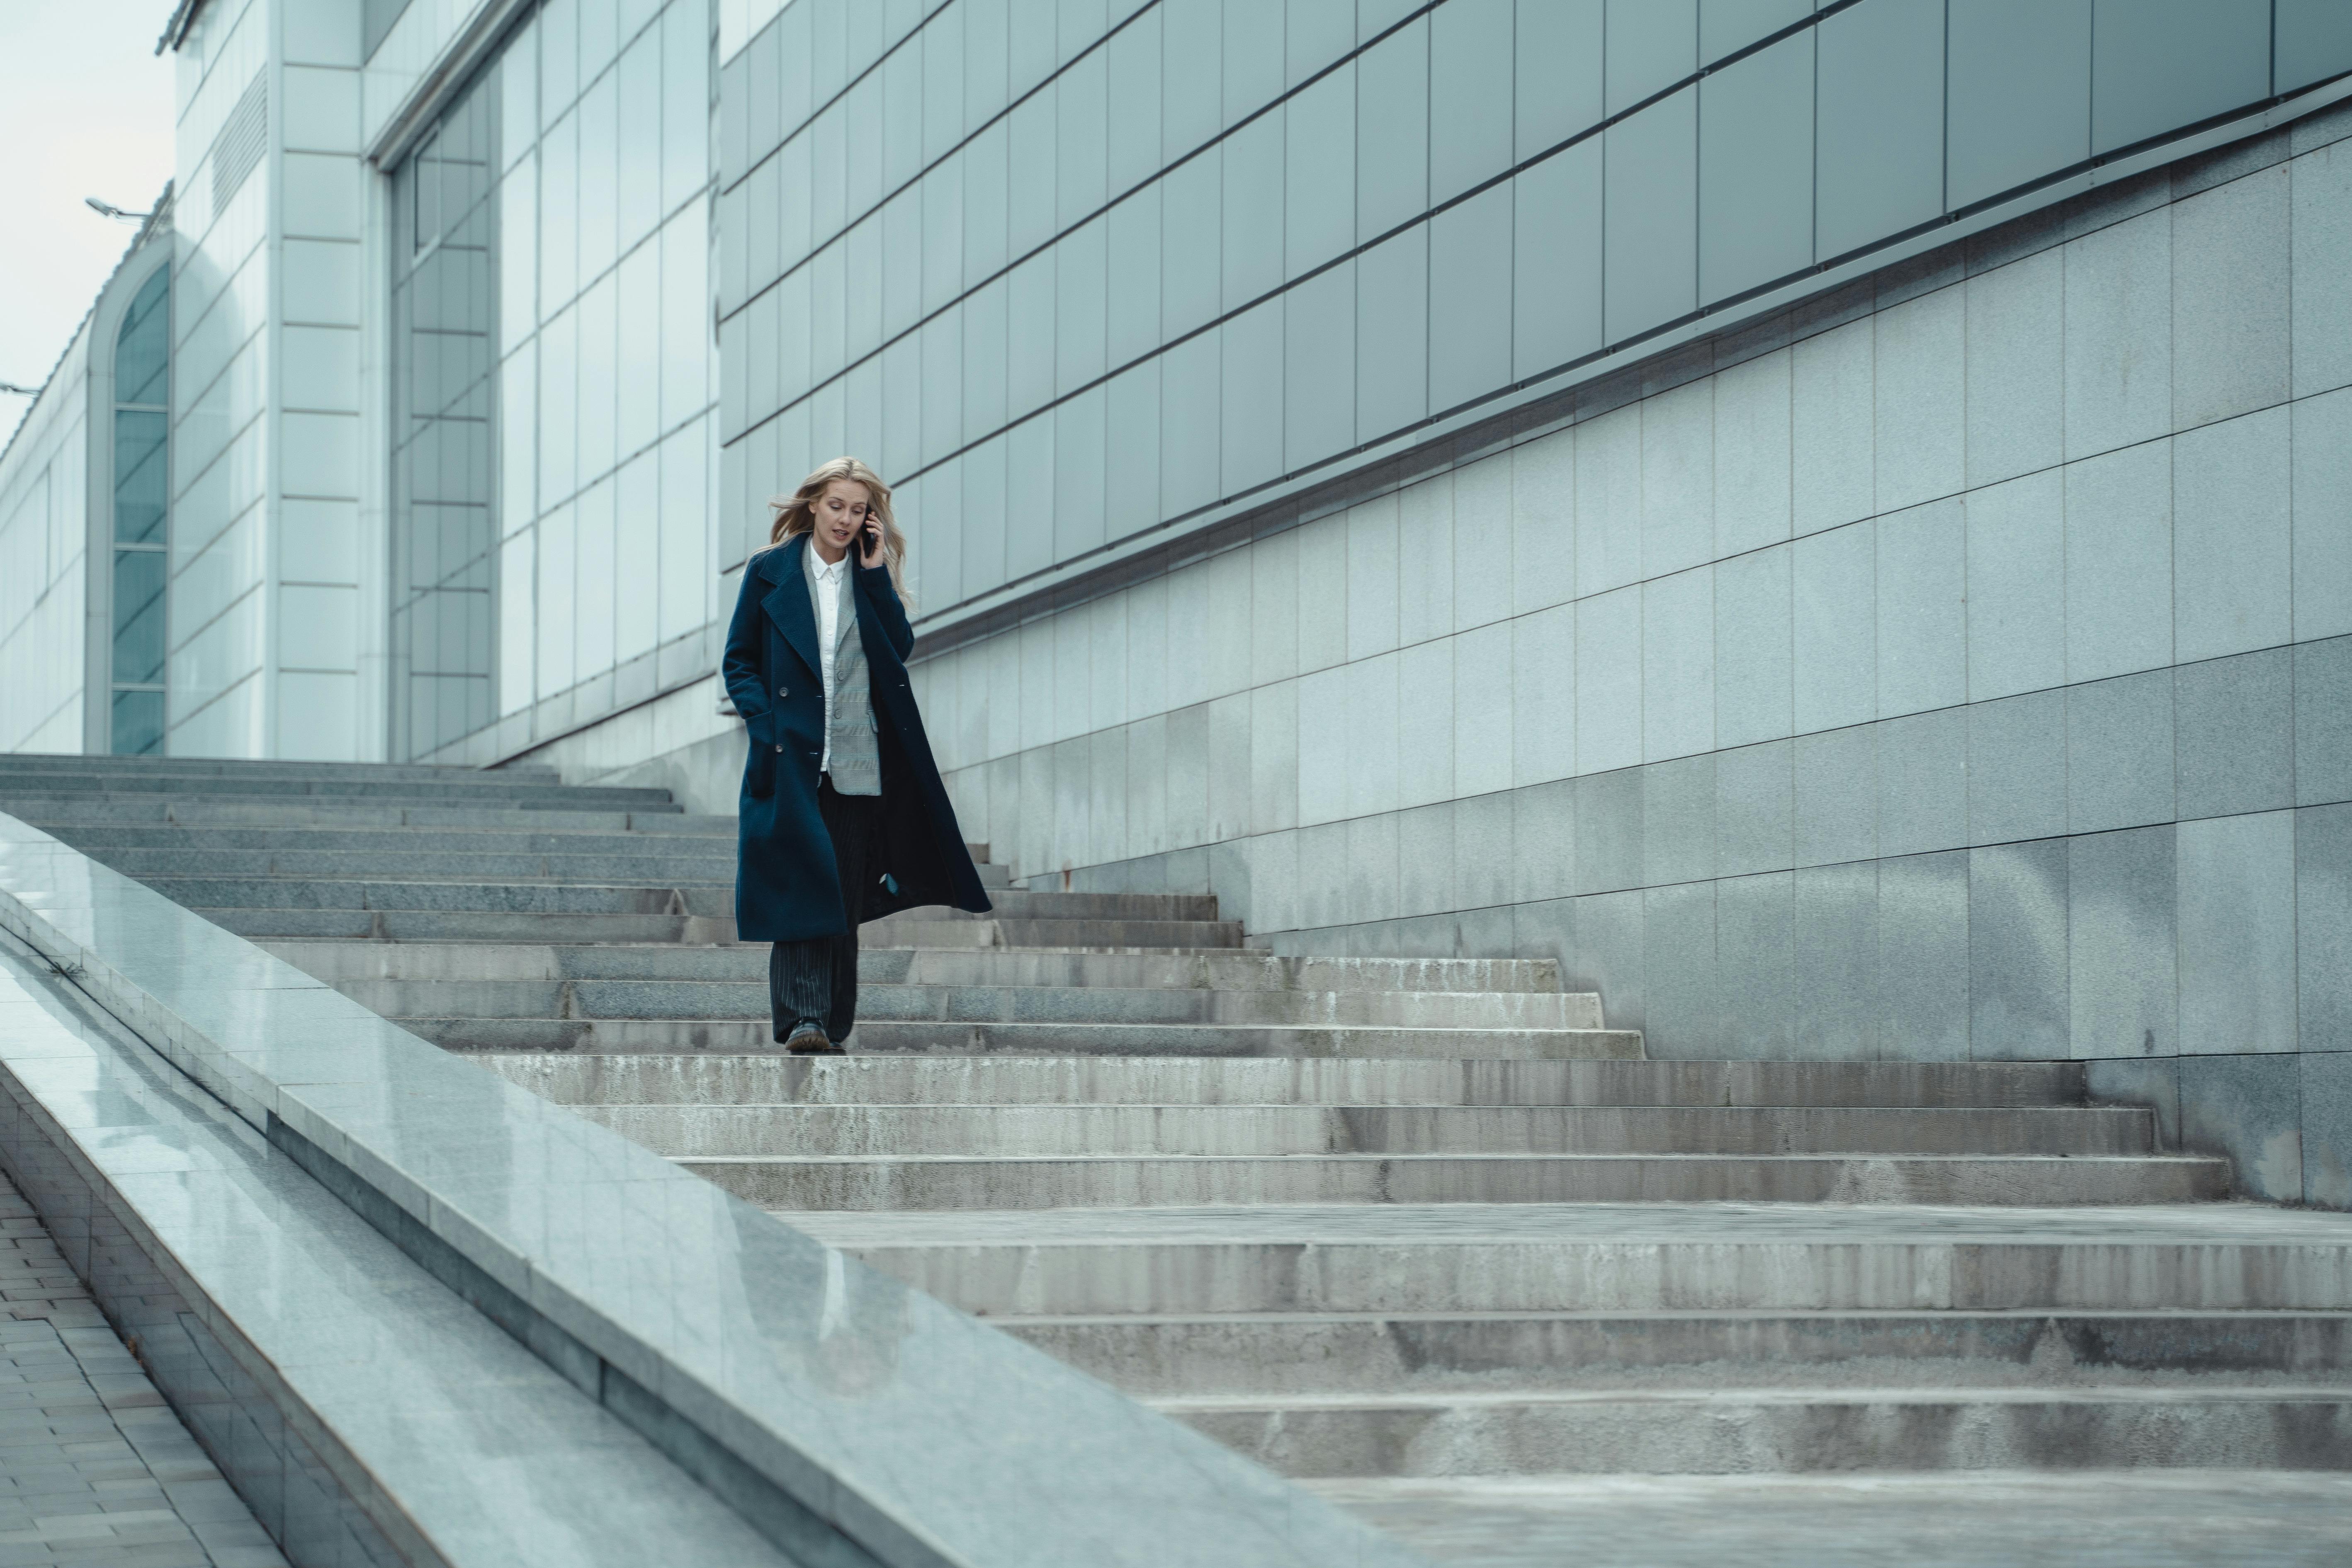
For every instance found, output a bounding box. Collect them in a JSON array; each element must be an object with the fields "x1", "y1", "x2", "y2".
[{"x1": 858, "y1": 520, "x2": 884, "y2": 569}]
